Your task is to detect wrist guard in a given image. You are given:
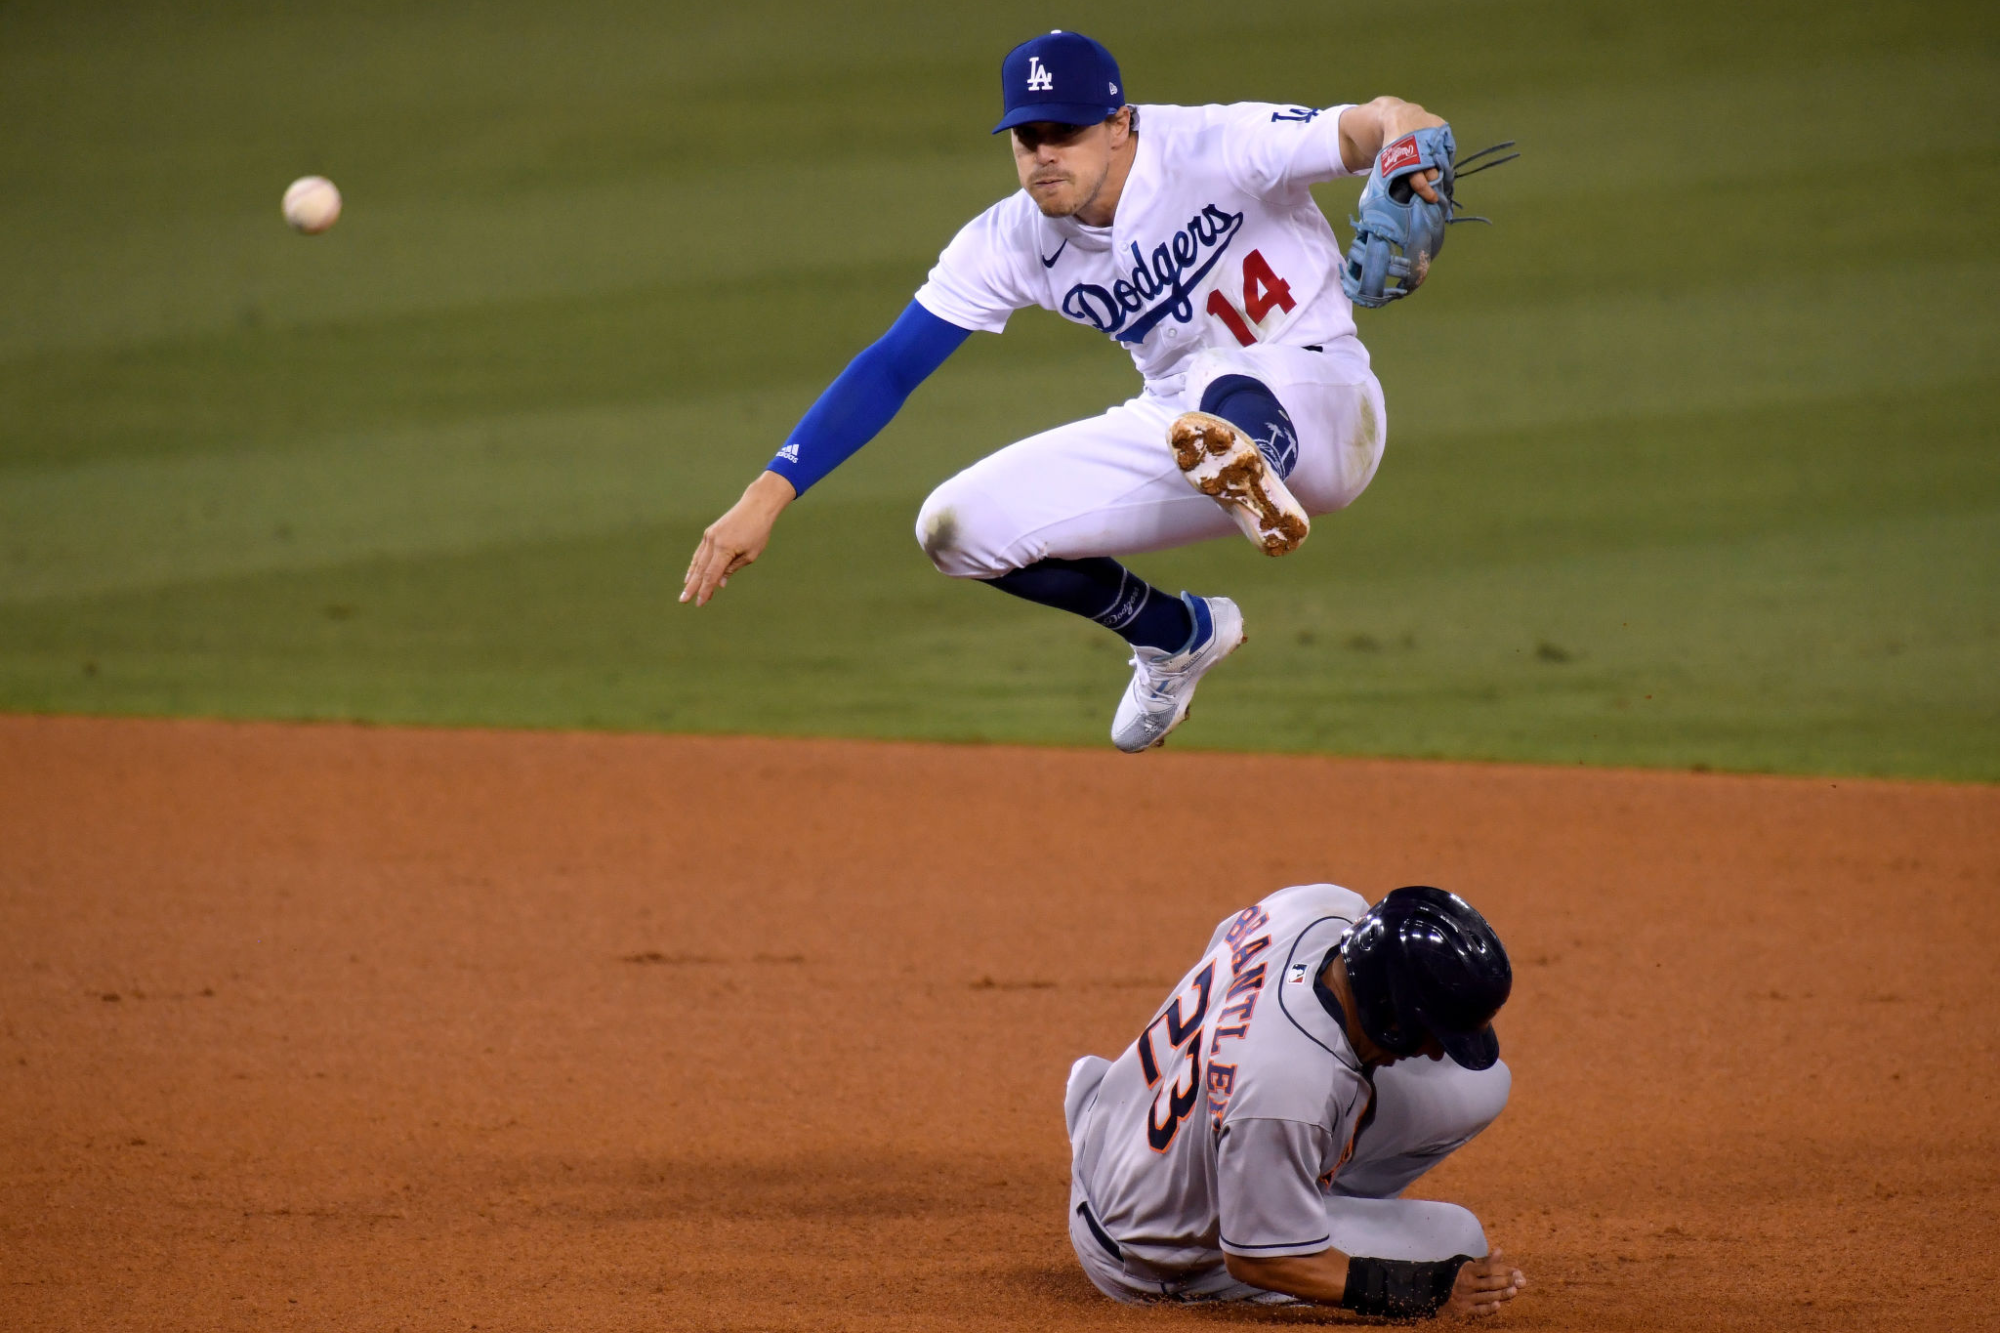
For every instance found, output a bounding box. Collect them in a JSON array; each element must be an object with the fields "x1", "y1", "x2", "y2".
[{"x1": 1339, "y1": 1254, "x2": 1473, "y2": 1320}]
